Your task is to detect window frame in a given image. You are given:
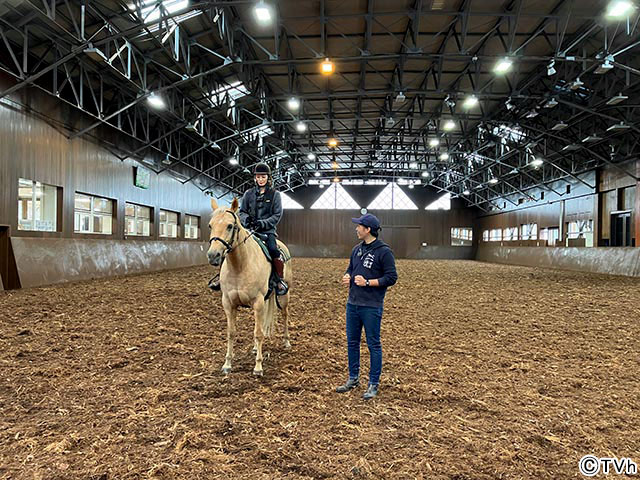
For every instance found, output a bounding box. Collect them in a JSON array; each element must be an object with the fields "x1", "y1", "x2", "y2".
[
  {"x1": 124, "y1": 202, "x2": 152, "y2": 237},
  {"x1": 159, "y1": 209, "x2": 180, "y2": 238},
  {"x1": 183, "y1": 214, "x2": 200, "y2": 240},
  {"x1": 73, "y1": 192, "x2": 114, "y2": 235},
  {"x1": 17, "y1": 178, "x2": 61, "y2": 233}
]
